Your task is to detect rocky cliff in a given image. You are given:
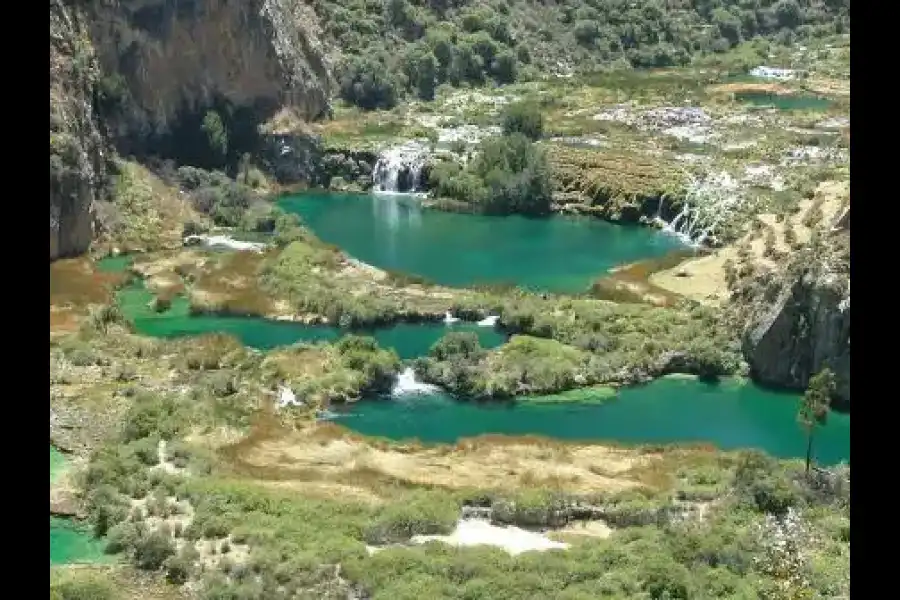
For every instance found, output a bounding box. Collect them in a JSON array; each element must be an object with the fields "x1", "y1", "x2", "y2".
[
  {"x1": 50, "y1": 0, "x2": 109, "y2": 261},
  {"x1": 742, "y1": 234, "x2": 851, "y2": 405},
  {"x1": 87, "y1": 0, "x2": 333, "y2": 158},
  {"x1": 50, "y1": 0, "x2": 334, "y2": 261}
]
